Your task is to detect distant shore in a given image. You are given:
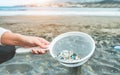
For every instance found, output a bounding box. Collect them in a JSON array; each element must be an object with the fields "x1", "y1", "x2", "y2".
[{"x1": 3, "y1": 1, "x2": 120, "y2": 8}]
